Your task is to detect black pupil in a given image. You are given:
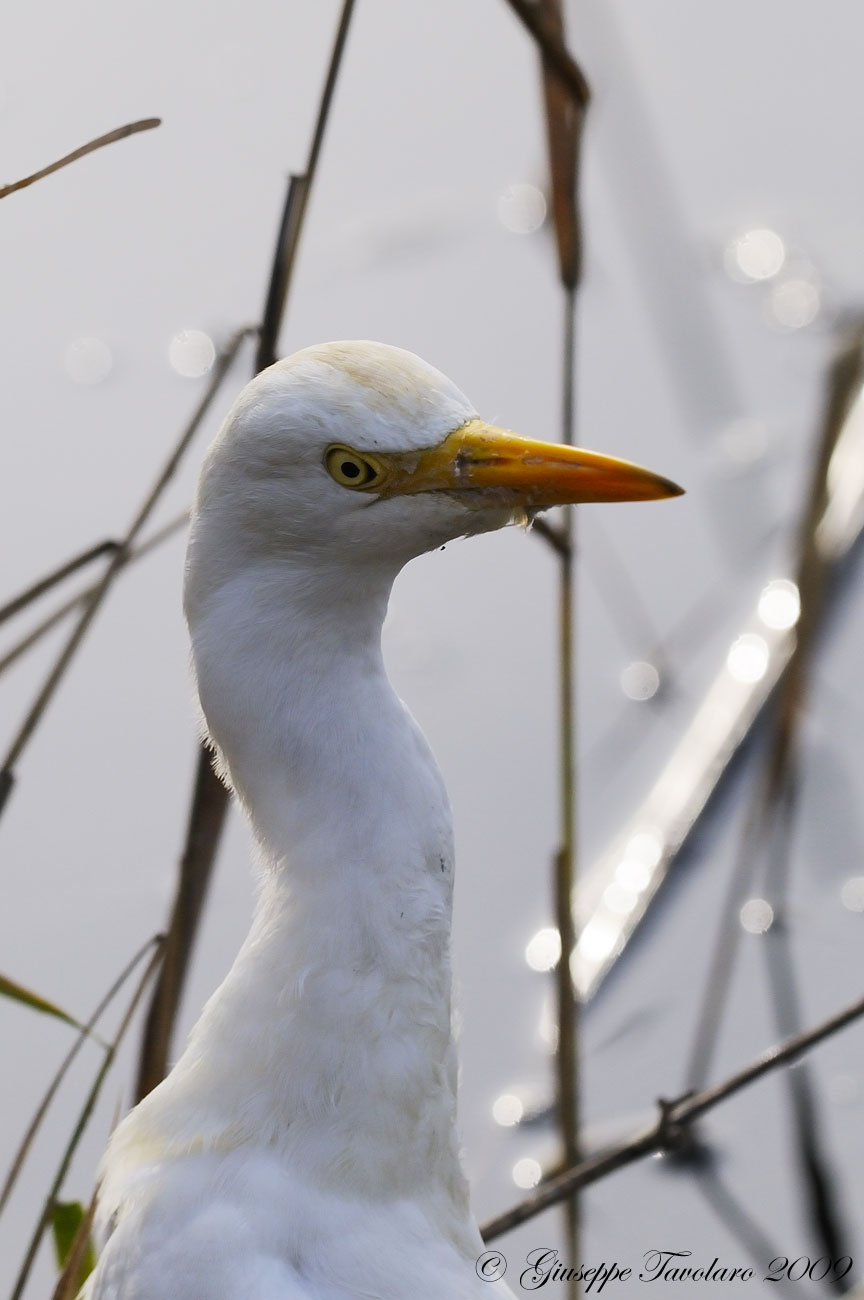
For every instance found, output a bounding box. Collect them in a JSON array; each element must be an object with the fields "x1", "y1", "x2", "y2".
[{"x1": 341, "y1": 460, "x2": 362, "y2": 479}]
